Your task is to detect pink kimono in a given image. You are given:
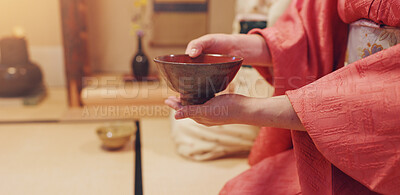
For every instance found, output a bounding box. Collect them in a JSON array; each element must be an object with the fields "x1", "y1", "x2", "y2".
[{"x1": 220, "y1": 0, "x2": 400, "y2": 194}]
